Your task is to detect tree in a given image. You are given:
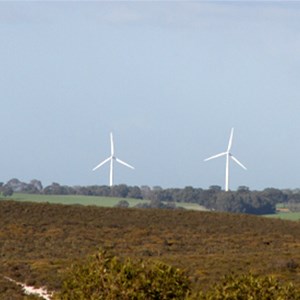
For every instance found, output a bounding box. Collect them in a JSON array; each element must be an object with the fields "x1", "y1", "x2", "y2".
[
  {"x1": 29, "y1": 179, "x2": 43, "y2": 192},
  {"x1": 261, "y1": 188, "x2": 288, "y2": 204},
  {"x1": 210, "y1": 192, "x2": 275, "y2": 215},
  {"x1": 287, "y1": 201, "x2": 300, "y2": 212},
  {"x1": 127, "y1": 186, "x2": 142, "y2": 199},
  {"x1": 214, "y1": 192, "x2": 246, "y2": 213},
  {"x1": 245, "y1": 194, "x2": 275, "y2": 215},
  {"x1": 237, "y1": 185, "x2": 250, "y2": 193},
  {"x1": 44, "y1": 182, "x2": 68, "y2": 195},
  {"x1": 288, "y1": 193, "x2": 300, "y2": 204},
  {"x1": 152, "y1": 189, "x2": 173, "y2": 202},
  {"x1": 152, "y1": 186, "x2": 163, "y2": 191},
  {"x1": 140, "y1": 185, "x2": 152, "y2": 199},
  {"x1": 5, "y1": 178, "x2": 26, "y2": 192},
  {"x1": 111, "y1": 184, "x2": 129, "y2": 198},
  {"x1": 2, "y1": 185, "x2": 13, "y2": 197},
  {"x1": 209, "y1": 185, "x2": 222, "y2": 192},
  {"x1": 179, "y1": 186, "x2": 197, "y2": 203}
]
